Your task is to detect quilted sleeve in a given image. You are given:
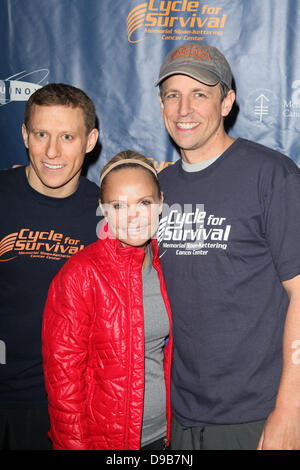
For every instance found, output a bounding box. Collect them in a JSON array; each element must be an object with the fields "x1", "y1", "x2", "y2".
[{"x1": 42, "y1": 258, "x2": 94, "y2": 450}]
